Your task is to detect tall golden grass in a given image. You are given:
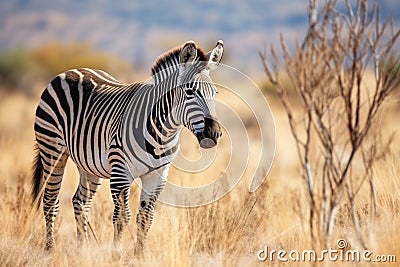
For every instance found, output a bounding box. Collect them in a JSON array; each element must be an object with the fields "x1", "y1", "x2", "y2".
[{"x1": 0, "y1": 81, "x2": 399, "y2": 266}]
